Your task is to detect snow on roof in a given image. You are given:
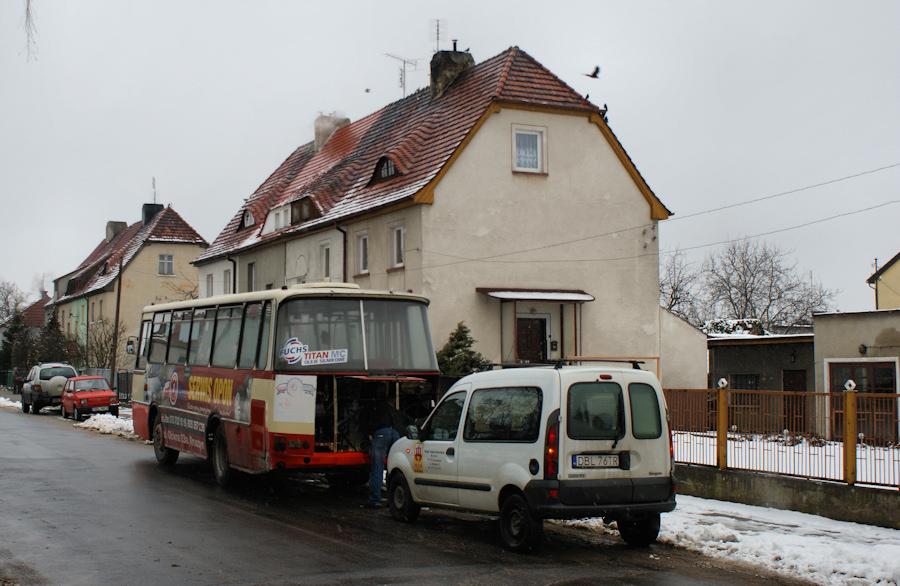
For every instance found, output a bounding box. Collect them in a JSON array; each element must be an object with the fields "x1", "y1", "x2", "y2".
[{"x1": 477, "y1": 289, "x2": 595, "y2": 302}]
